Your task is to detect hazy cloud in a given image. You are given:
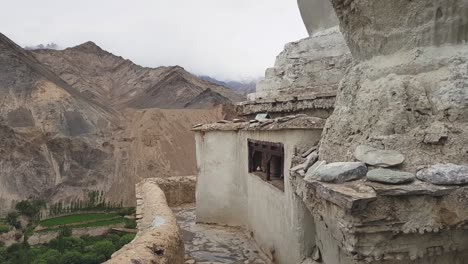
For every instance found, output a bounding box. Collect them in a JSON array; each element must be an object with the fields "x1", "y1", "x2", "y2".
[{"x1": 0, "y1": 0, "x2": 307, "y2": 81}]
